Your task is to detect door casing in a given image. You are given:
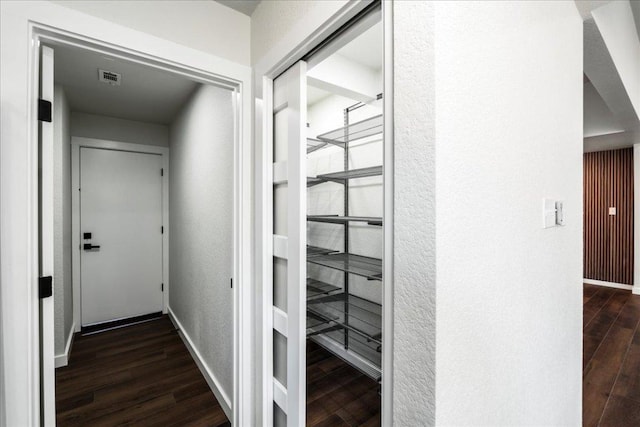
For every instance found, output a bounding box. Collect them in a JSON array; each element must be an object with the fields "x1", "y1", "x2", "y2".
[
  {"x1": 71, "y1": 138, "x2": 170, "y2": 328},
  {"x1": 39, "y1": 43, "x2": 56, "y2": 427}
]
